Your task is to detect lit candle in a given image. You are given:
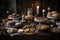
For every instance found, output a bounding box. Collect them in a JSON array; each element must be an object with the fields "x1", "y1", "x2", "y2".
[
  {"x1": 37, "y1": 6, "x2": 39, "y2": 14},
  {"x1": 6, "y1": 11, "x2": 9, "y2": 14},
  {"x1": 48, "y1": 7, "x2": 50, "y2": 11},
  {"x1": 42, "y1": 9, "x2": 45, "y2": 13},
  {"x1": 42, "y1": 9, "x2": 45, "y2": 17}
]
